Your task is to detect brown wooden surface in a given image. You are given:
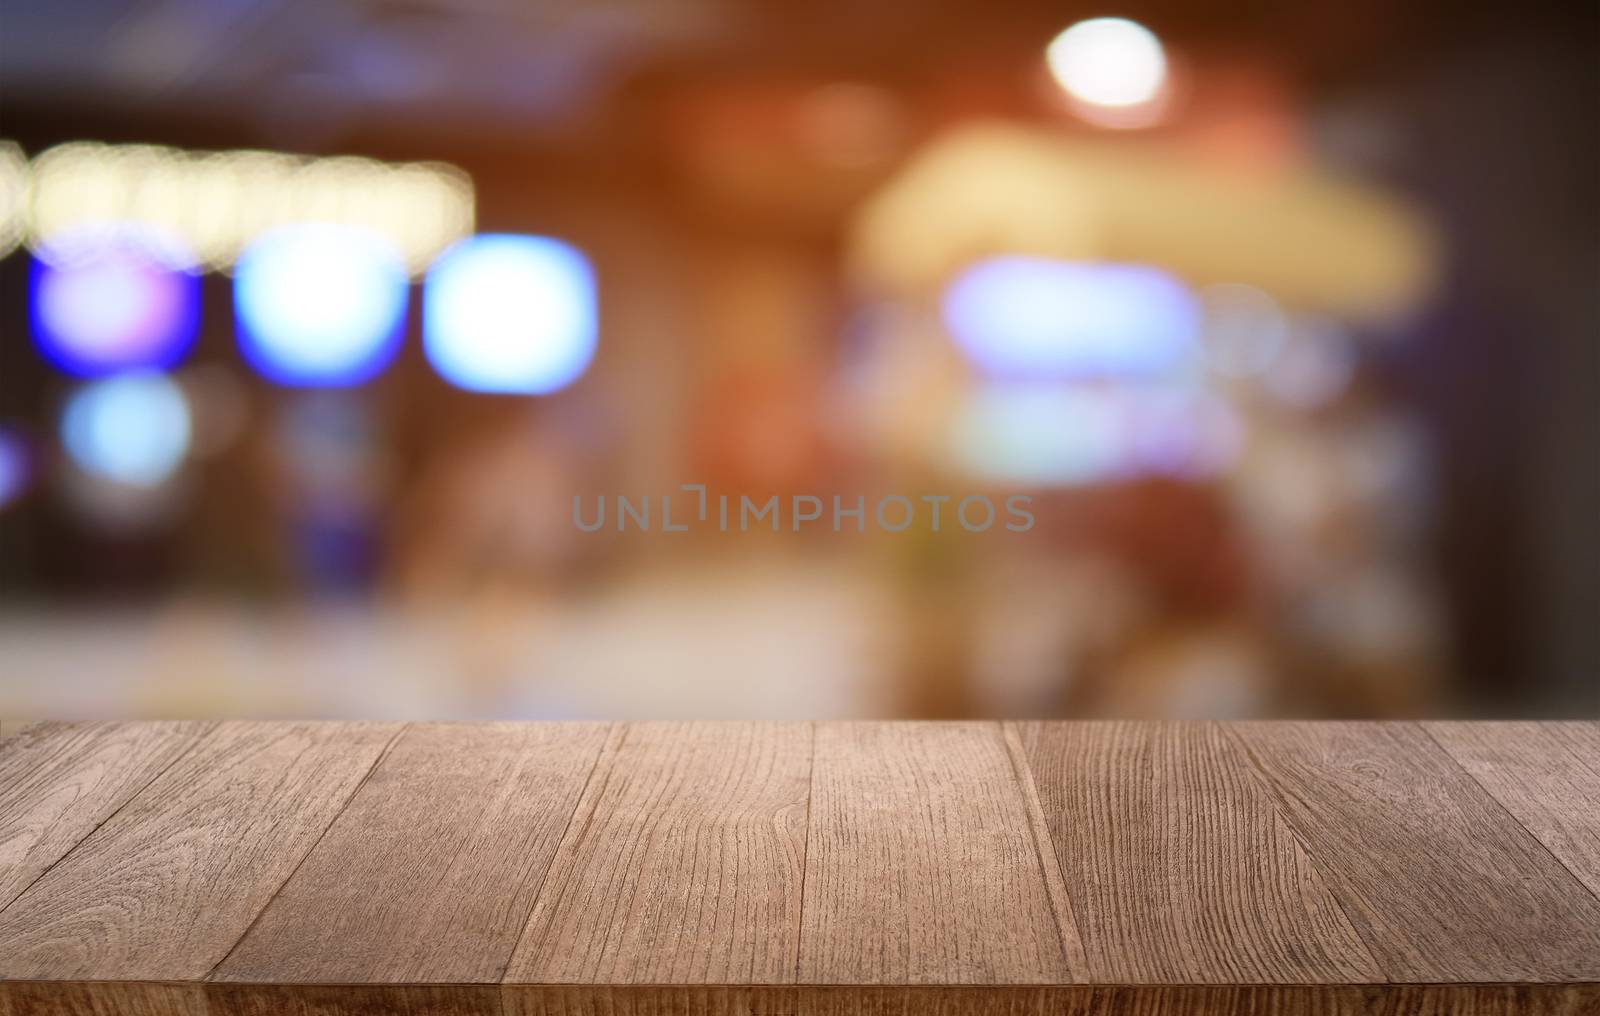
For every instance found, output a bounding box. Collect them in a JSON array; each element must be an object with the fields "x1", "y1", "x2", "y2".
[
  {"x1": 214, "y1": 722, "x2": 612, "y2": 985},
  {"x1": 3, "y1": 720, "x2": 1599, "y2": 1016},
  {"x1": 1009, "y1": 721, "x2": 1380, "y2": 984},
  {"x1": 0, "y1": 722, "x2": 399, "y2": 981},
  {"x1": 1226, "y1": 722, "x2": 1600, "y2": 983},
  {"x1": 0, "y1": 722, "x2": 214, "y2": 911},
  {"x1": 1423, "y1": 721, "x2": 1600, "y2": 899},
  {"x1": 799, "y1": 721, "x2": 1082, "y2": 985},
  {"x1": 505, "y1": 722, "x2": 810, "y2": 985}
]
